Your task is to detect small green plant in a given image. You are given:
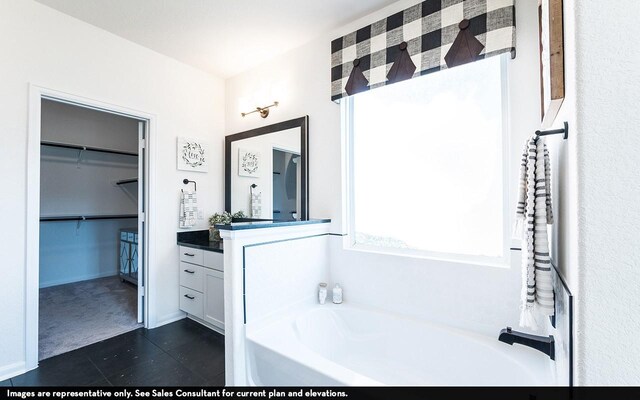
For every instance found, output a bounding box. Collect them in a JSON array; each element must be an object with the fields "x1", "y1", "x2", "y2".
[
  {"x1": 208, "y1": 211, "x2": 246, "y2": 242},
  {"x1": 208, "y1": 210, "x2": 246, "y2": 226}
]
